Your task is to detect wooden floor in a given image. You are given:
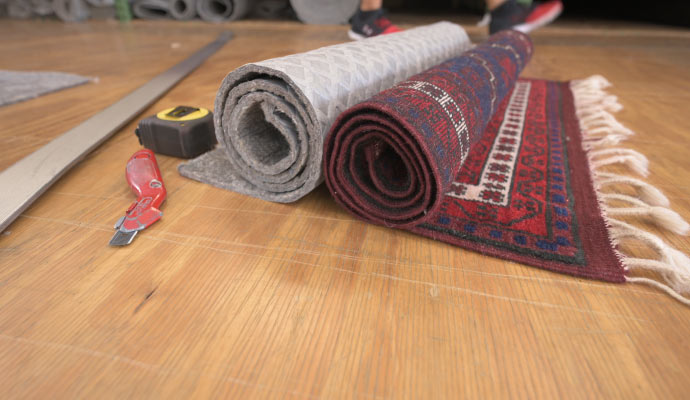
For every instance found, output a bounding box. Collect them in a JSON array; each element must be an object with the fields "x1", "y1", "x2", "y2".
[{"x1": 1, "y1": 16, "x2": 689, "y2": 399}]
